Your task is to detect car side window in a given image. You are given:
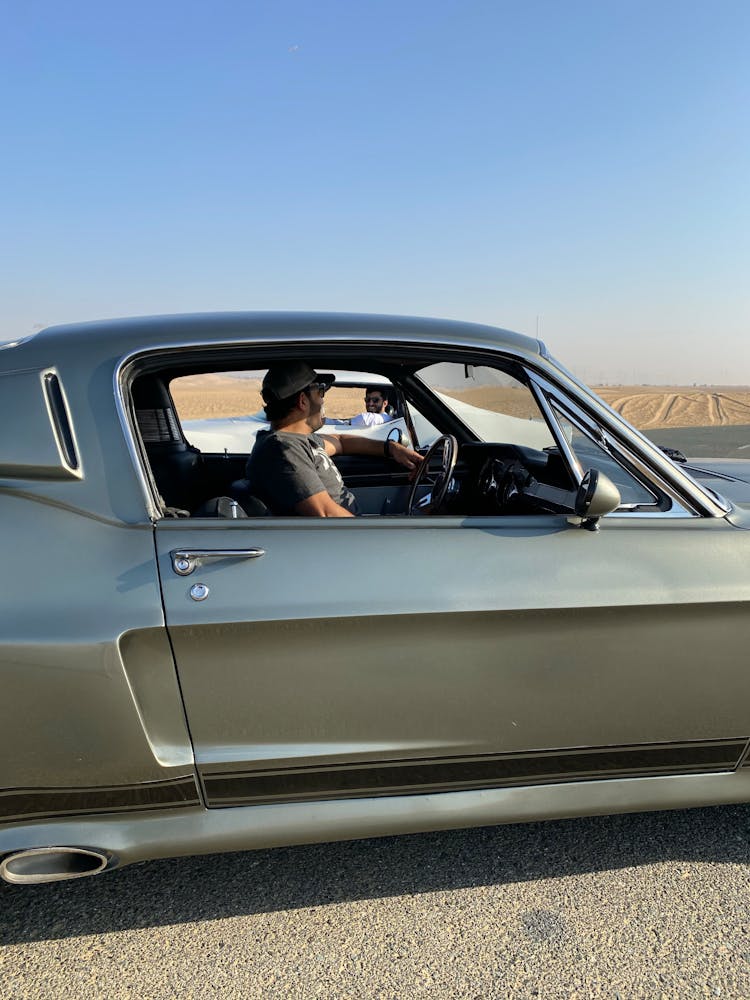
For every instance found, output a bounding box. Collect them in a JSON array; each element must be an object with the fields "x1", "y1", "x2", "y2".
[
  {"x1": 170, "y1": 370, "x2": 423, "y2": 453},
  {"x1": 549, "y1": 403, "x2": 660, "y2": 508},
  {"x1": 170, "y1": 370, "x2": 267, "y2": 453}
]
